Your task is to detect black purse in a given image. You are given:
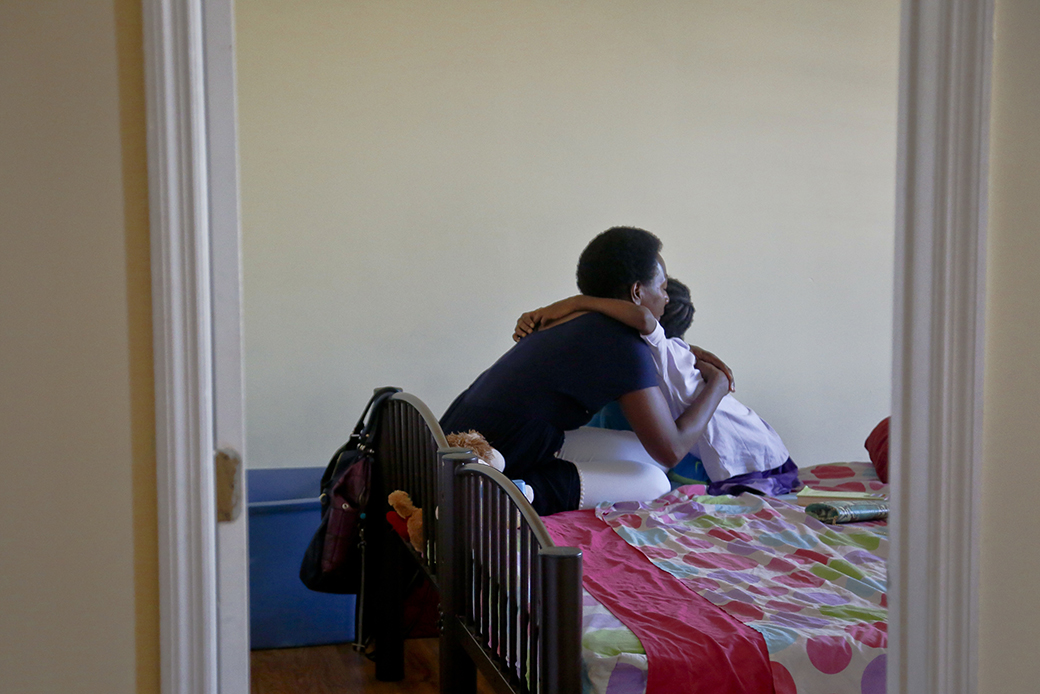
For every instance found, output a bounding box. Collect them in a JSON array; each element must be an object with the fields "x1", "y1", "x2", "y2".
[{"x1": 299, "y1": 386, "x2": 401, "y2": 594}]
